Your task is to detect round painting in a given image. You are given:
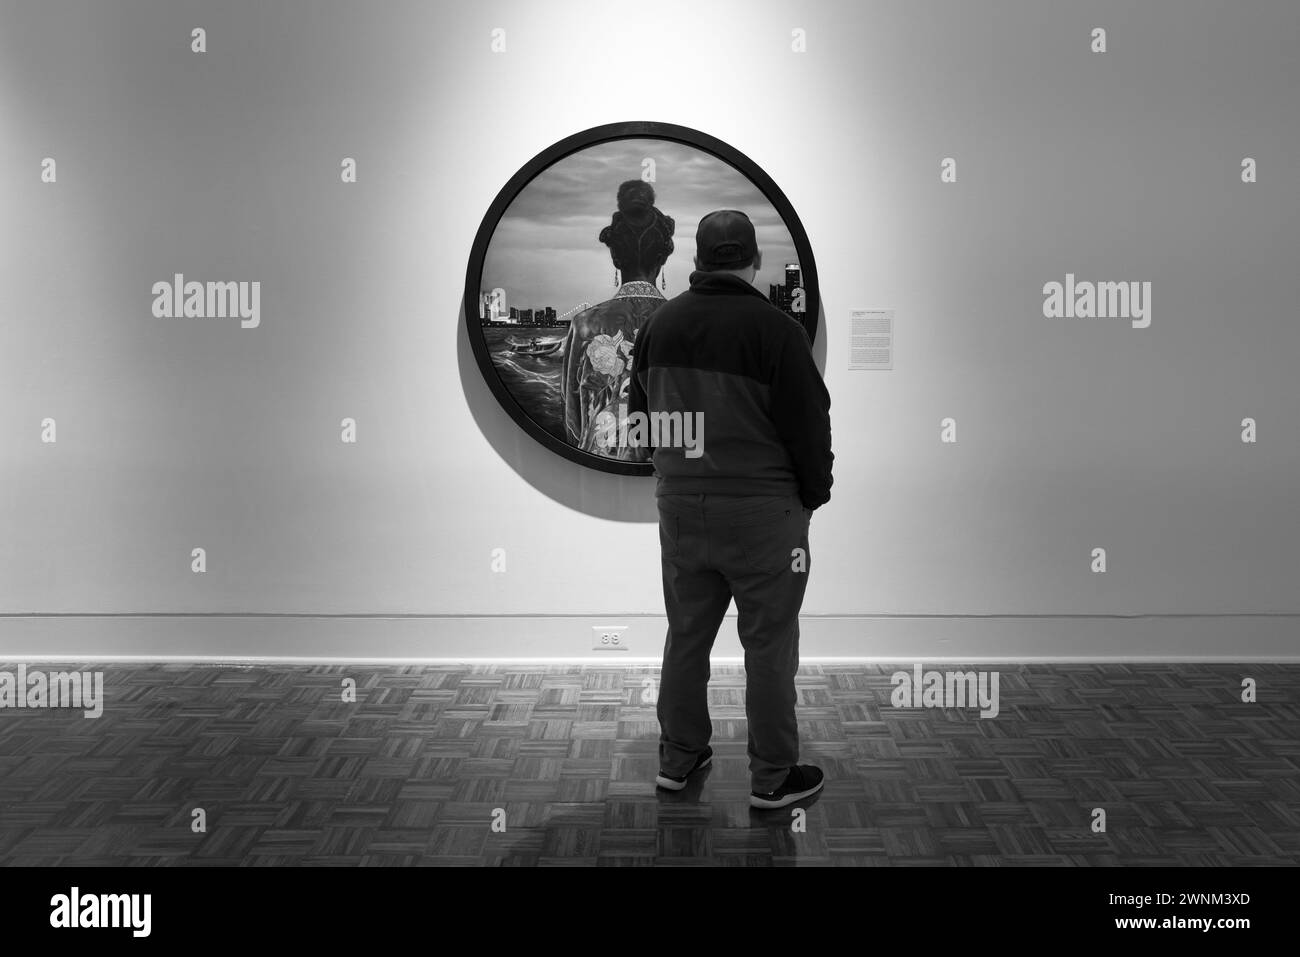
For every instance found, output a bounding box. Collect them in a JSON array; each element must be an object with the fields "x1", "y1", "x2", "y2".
[{"x1": 464, "y1": 121, "x2": 819, "y2": 475}]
